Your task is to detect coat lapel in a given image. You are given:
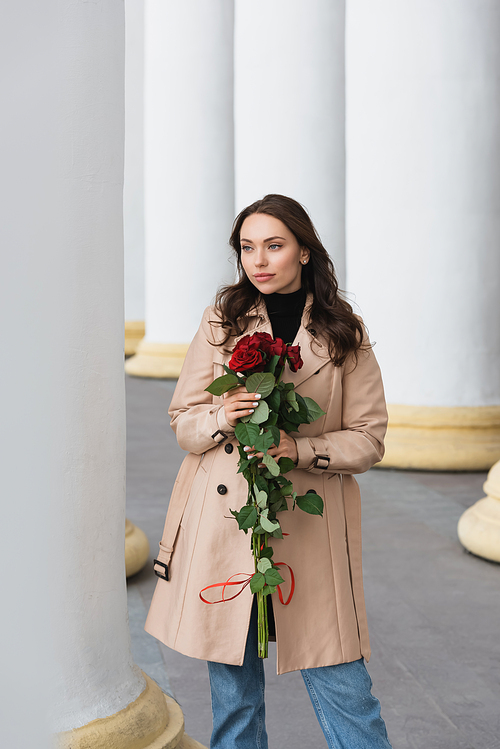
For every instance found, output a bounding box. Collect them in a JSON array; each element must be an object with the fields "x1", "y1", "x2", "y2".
[{"x1": 231, "y1": 293, "x2": 331, "y2": 389}]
